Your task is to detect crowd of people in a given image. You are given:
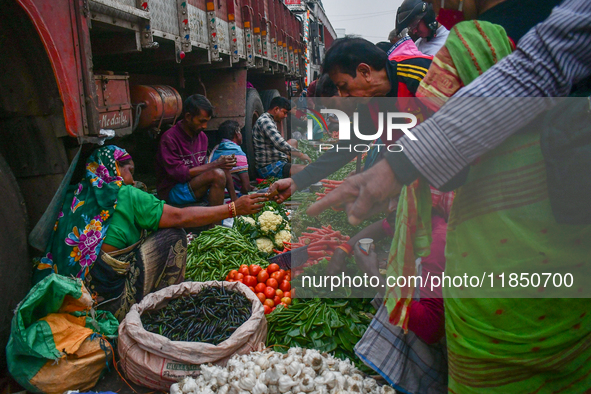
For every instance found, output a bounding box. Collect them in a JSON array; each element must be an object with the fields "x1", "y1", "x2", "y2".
[
  {"x1": 28, "y1": 0, "x2": 591, "y2": 392},
  {"x1": 269, "y1": 0, "x2": 591, "y2": 392}
]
